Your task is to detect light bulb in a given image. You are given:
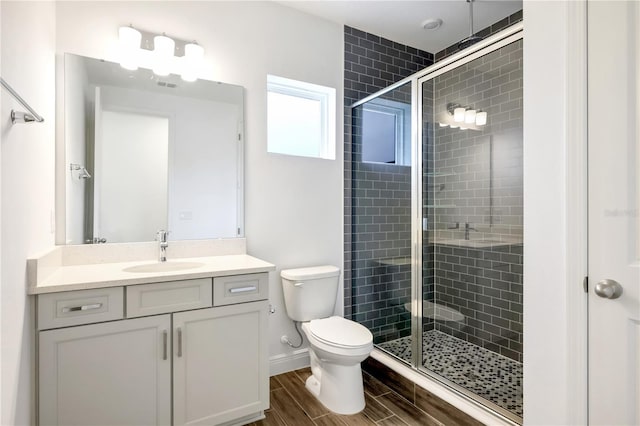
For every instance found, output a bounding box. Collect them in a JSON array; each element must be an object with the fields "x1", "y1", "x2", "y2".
[
  {"x1": 118, "y1": 26, "x2": 141, "y2": 71},
  {"x1": 475, "y1": 111, "x2": 487, "y2": 126},
  {"x1": 464, "y1": 109, "x2": 476, "y2": 124},
  {"x1": 453, "y1": 107, "x2": 465, "y2": 122},
  {"x1": 153, "y1": 34, "x2": 175, "y2": 76},
  {"x1": 181, "y1": 42, "x2": 204, "y2": 82}
]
